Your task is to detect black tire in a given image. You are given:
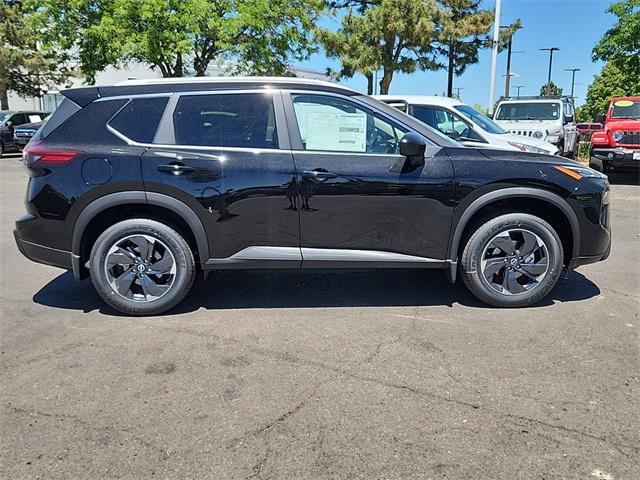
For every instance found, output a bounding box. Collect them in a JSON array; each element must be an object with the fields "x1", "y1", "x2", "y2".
[
  {"x1": 460, "y1": 213, "x2": 564, "y2": 308},
  {"x1": 90, "y1": 219, "x2": 195, "y2": 316}
]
